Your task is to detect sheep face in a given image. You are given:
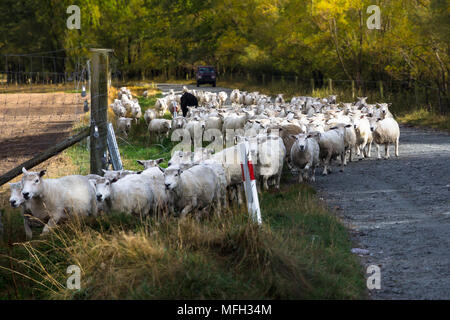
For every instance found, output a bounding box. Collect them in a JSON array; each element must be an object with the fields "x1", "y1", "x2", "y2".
[
  {"x1": 369, "y1": 118, "x2": 381, "y2": 132},
  {"x1": 293, "y1": 134, "x2": 308, "y2": 151},
  {"x1": 93, "y1": 177, "x2": 113, "y2": 202},
  {"x1": 9, "y1": 182, "x2": 25, "y2": 208},
  {"x1": 164, "y1": 166, "x2": 182, "y2": 191},
  {"x1": 377, "y1": 103, "x2": 391, "y2": 116},
  {"x1": 172, "y1": 117, "x2": 186, "y2": 129},
  {"x1": 21, "y1": 168, "x2": 46, "y2": 200},
  {"x1": 137, "y1": 158, "x2": 164, "y2": 169}
]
